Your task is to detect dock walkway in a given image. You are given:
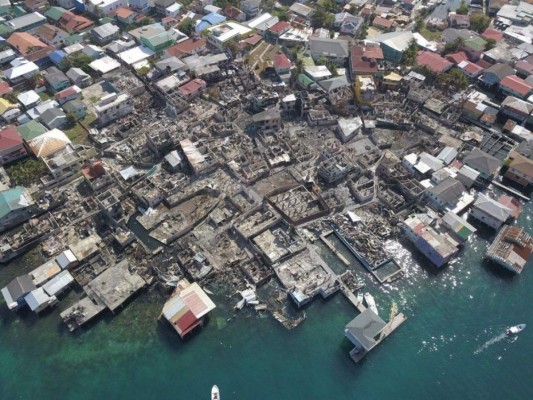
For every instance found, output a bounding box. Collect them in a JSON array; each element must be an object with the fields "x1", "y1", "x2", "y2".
[{"x1": 339, "y1": 283, "x2": 366, "y2": 313}]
